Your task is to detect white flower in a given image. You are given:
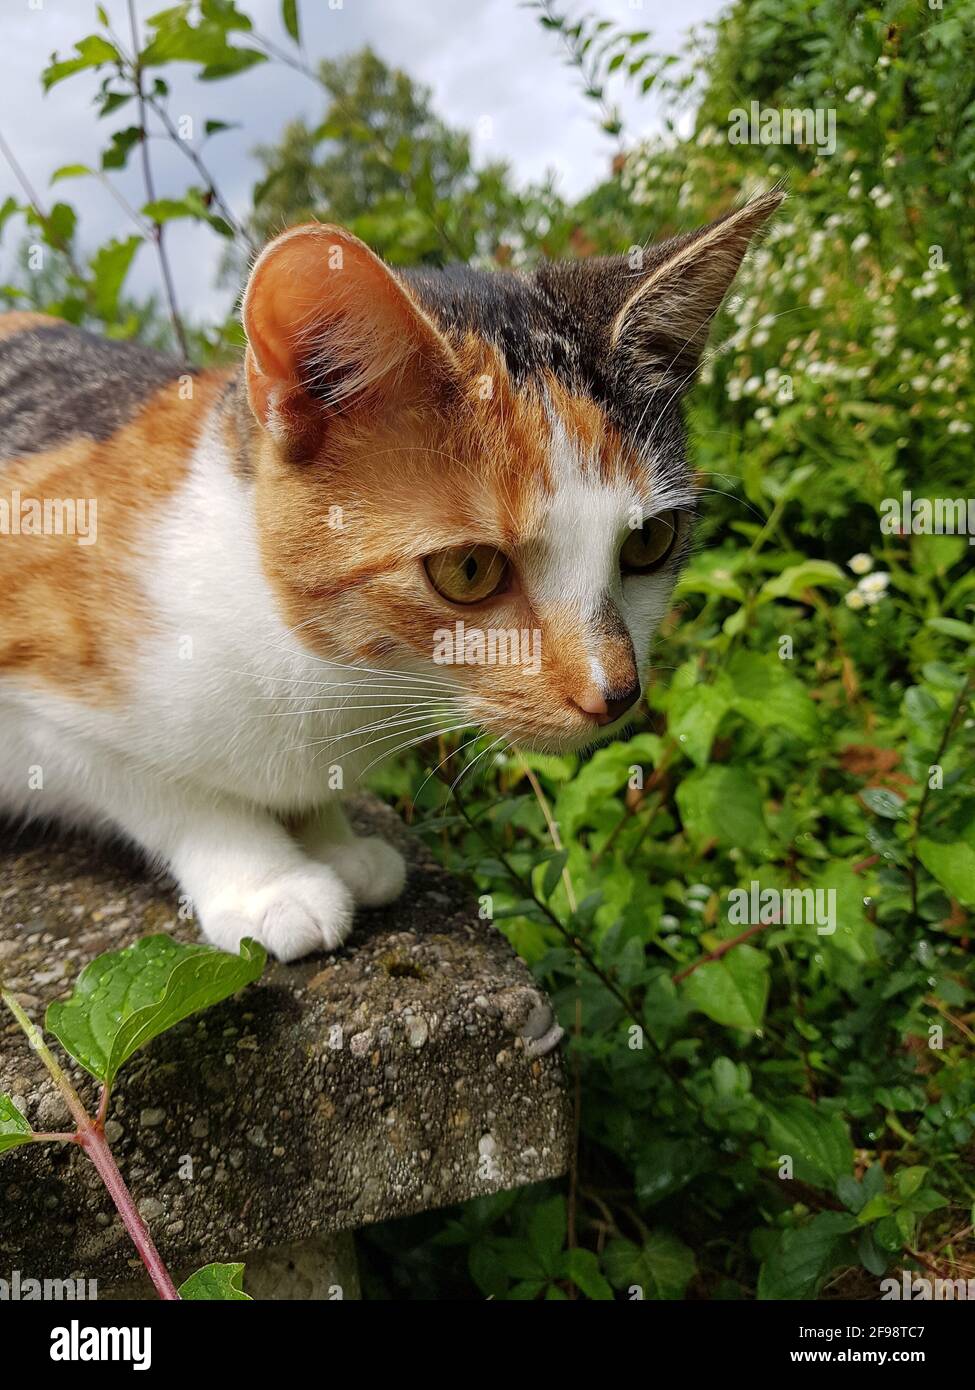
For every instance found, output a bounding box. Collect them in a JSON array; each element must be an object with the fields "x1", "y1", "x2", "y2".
[
  {"x1": 858, "y1": 572, "x2": 891, "y2": 601},
  {"x1": 851, "y1": 232, "x2": 870, "y2": 253},
  {"x1": 845, "y1": 589, "x2": 867, "y2": 610},
  {"x1": 848, "y1": 553, "x2": 874, "y2": 575},
  {"x1": 947, "y1": 419, "x2": 973, "y2": 434},
  {"x1": 809, "y1": 287, "x2": 827, "y2": 307}
]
